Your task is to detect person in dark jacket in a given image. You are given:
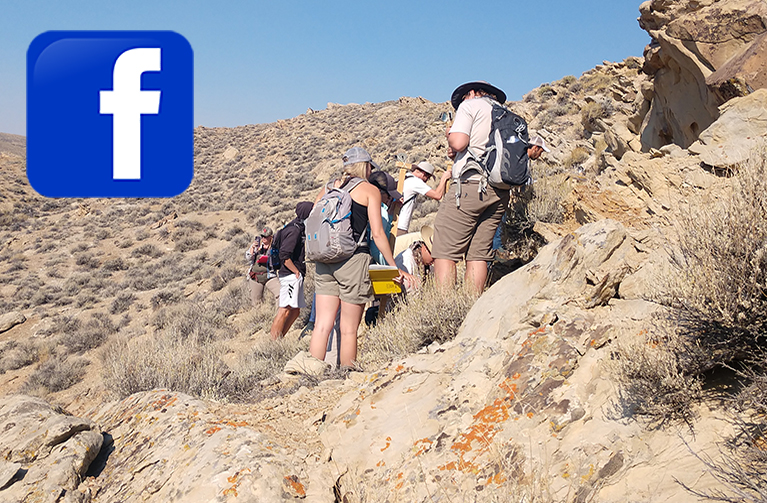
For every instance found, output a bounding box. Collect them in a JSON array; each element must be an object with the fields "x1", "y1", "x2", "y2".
[{"x1": 270, "y1": 201, "x2": 313, "y2": 339}]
